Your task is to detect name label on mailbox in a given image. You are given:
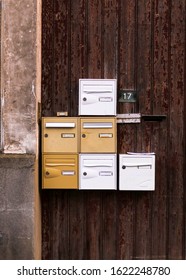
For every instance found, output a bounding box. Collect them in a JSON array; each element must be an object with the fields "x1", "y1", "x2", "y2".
[
  {"x1": 62, "y1": 171, "x2": 75, "y2": 176},
  {"x1": 61, "y1": 133, "x2": 75, "y2": 138},
  {"x1": 99, "y1": 171, "x2": 113, "y2": 176},
  {"x1": 99, "y1": 97, "x2": 113, "y2": 102},
  {"x1": 99, "y1": 133, "x2": 113, "y2": 138}
]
